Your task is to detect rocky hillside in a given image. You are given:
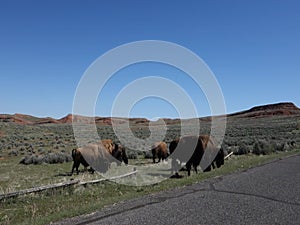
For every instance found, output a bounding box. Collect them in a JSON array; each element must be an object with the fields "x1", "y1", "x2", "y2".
[
  {"x1": 1, "y1": 102, "x2": 299, "y2": 125},
  {"x1": 229, "y1": 102, "x2": 300, "y2": 118},
  {"x1": 0, "y1": 113, "x2": 149, "y2": 126}
]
